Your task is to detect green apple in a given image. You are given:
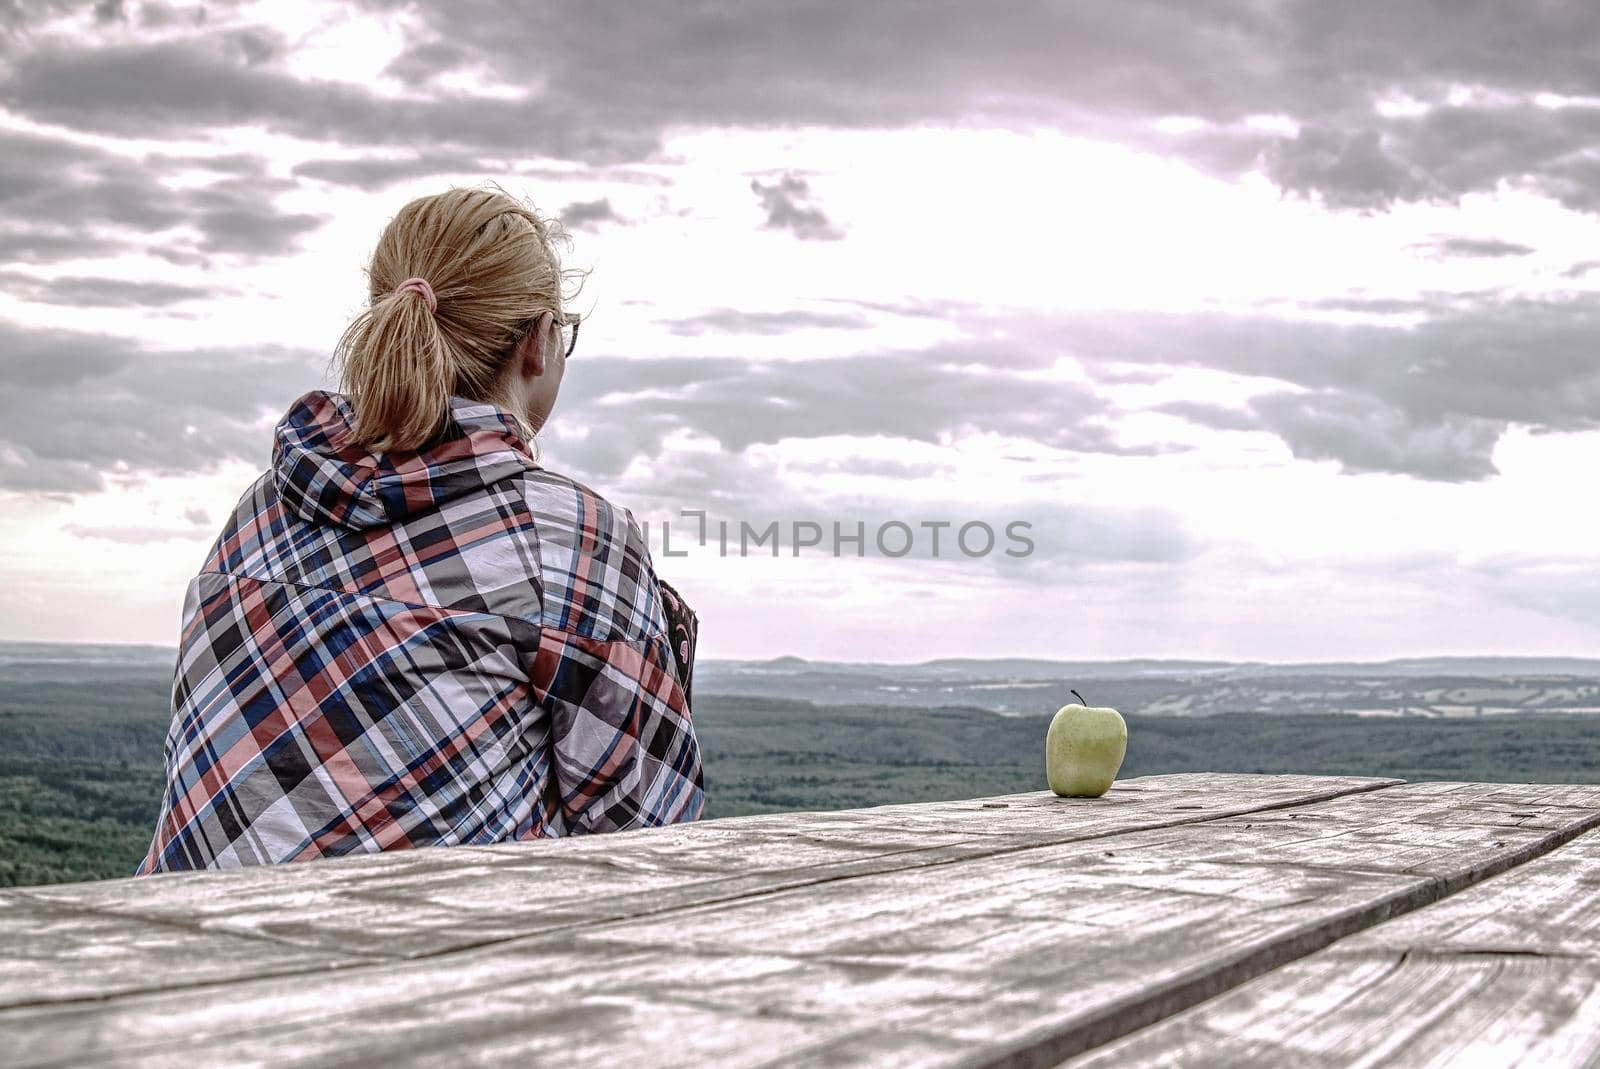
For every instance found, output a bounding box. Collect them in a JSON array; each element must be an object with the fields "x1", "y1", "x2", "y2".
[{"x1": 1046, "y1": 690, "x2": 1127, "y2": 798}]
